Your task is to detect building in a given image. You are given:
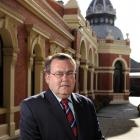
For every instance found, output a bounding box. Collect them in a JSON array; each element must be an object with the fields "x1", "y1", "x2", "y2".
[
  {"x1": 130, "y1": 59, "x2": 140, "y2": 96},
  {"x1": 0, "y1": 0, "x2": 131, "y2": 139},
  {"x1": 86, "y1": 0, "x2": 131, "y2": 104}
]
